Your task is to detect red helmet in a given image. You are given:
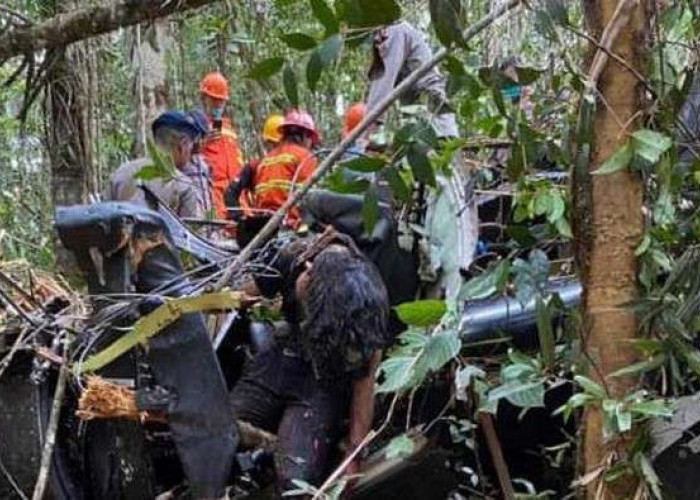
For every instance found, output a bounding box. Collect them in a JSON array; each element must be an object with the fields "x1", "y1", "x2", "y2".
[
  {"x1": 342, "y1": 102, "x2": 366, "y2": 138},
  {"x1": 199, "y1": 71, "x2": 229, "y2": 100},
  {"x1": 280, "y1": 109, "x2": 320, "y2": 145}
]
